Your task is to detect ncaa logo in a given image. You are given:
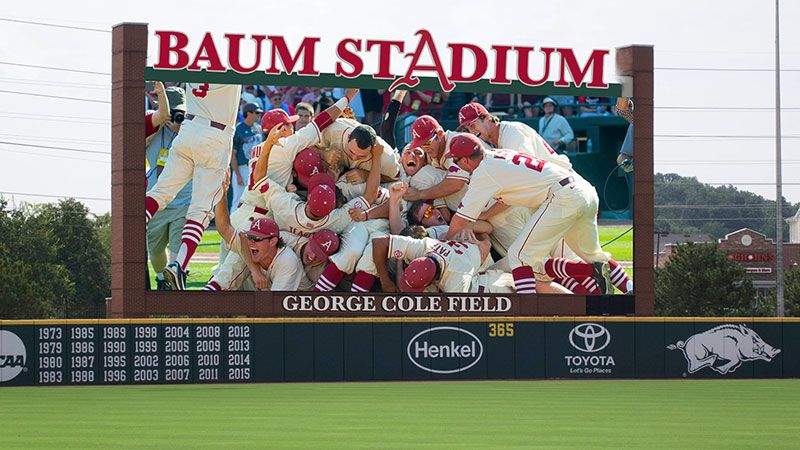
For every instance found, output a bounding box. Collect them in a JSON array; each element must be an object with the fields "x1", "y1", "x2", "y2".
[
  {"x1": 569, "y1": 323, "x2": 611, "y2": 353},
  {"x1": 0, "y1": 330, "x2": 27, "y2": 382}
]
